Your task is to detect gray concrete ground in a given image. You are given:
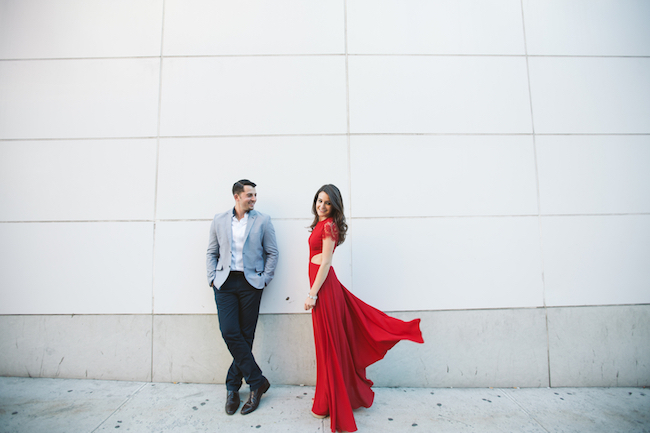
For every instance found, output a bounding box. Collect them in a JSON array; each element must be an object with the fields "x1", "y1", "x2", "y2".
[{"x1": 0, "y1": 377, "x2": 648, "y2": 433}]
